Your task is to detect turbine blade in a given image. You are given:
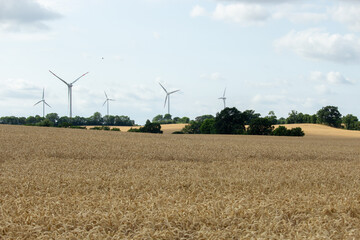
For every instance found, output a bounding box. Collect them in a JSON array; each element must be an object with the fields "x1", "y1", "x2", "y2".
[
  {"x1": 103, "y1": 100, "x2": 107, "y2": 106},
  {"x1": 72, "y1": 72, "x2": 89, "y2": 84},
  {"x1": 42, "y1": 88, "x2": 45, "y2": 99},
  {"x1": 109, "y1": 99, "x2": 115, "y2": 101},
  {"x1": 104, "y1": 91, "x2": 108, "y2": 99},
  {"x1": 223, "y1": 88, "x2": 226, "y2": 97},
  {"x1": 34, "y1": 100, "x2": 42, "y2": 106},
  {"x1": 44, "y1": 101, "x2": 51, "y2": 108},
  {"x1": 49, "y1": 70, "x2": 69, "y2": 85},
  {"x1": 164, "y1": 95, "x2": 168, "y2": 108},
  {"x1": 169, "y1": 89, "x2": 180, "y2": 94},
  {"x1": 159, "y1": 82, "x2": 168, "y2": 94}
]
